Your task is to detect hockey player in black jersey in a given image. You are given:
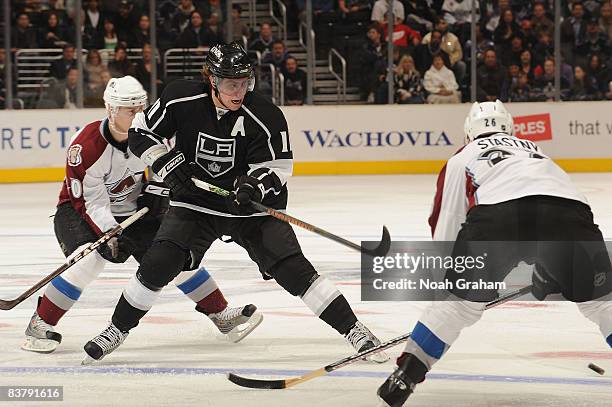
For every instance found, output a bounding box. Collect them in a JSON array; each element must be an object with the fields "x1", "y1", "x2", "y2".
[{"x1": 84, "y1": 42, "x2": 388, "y2": 363}]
